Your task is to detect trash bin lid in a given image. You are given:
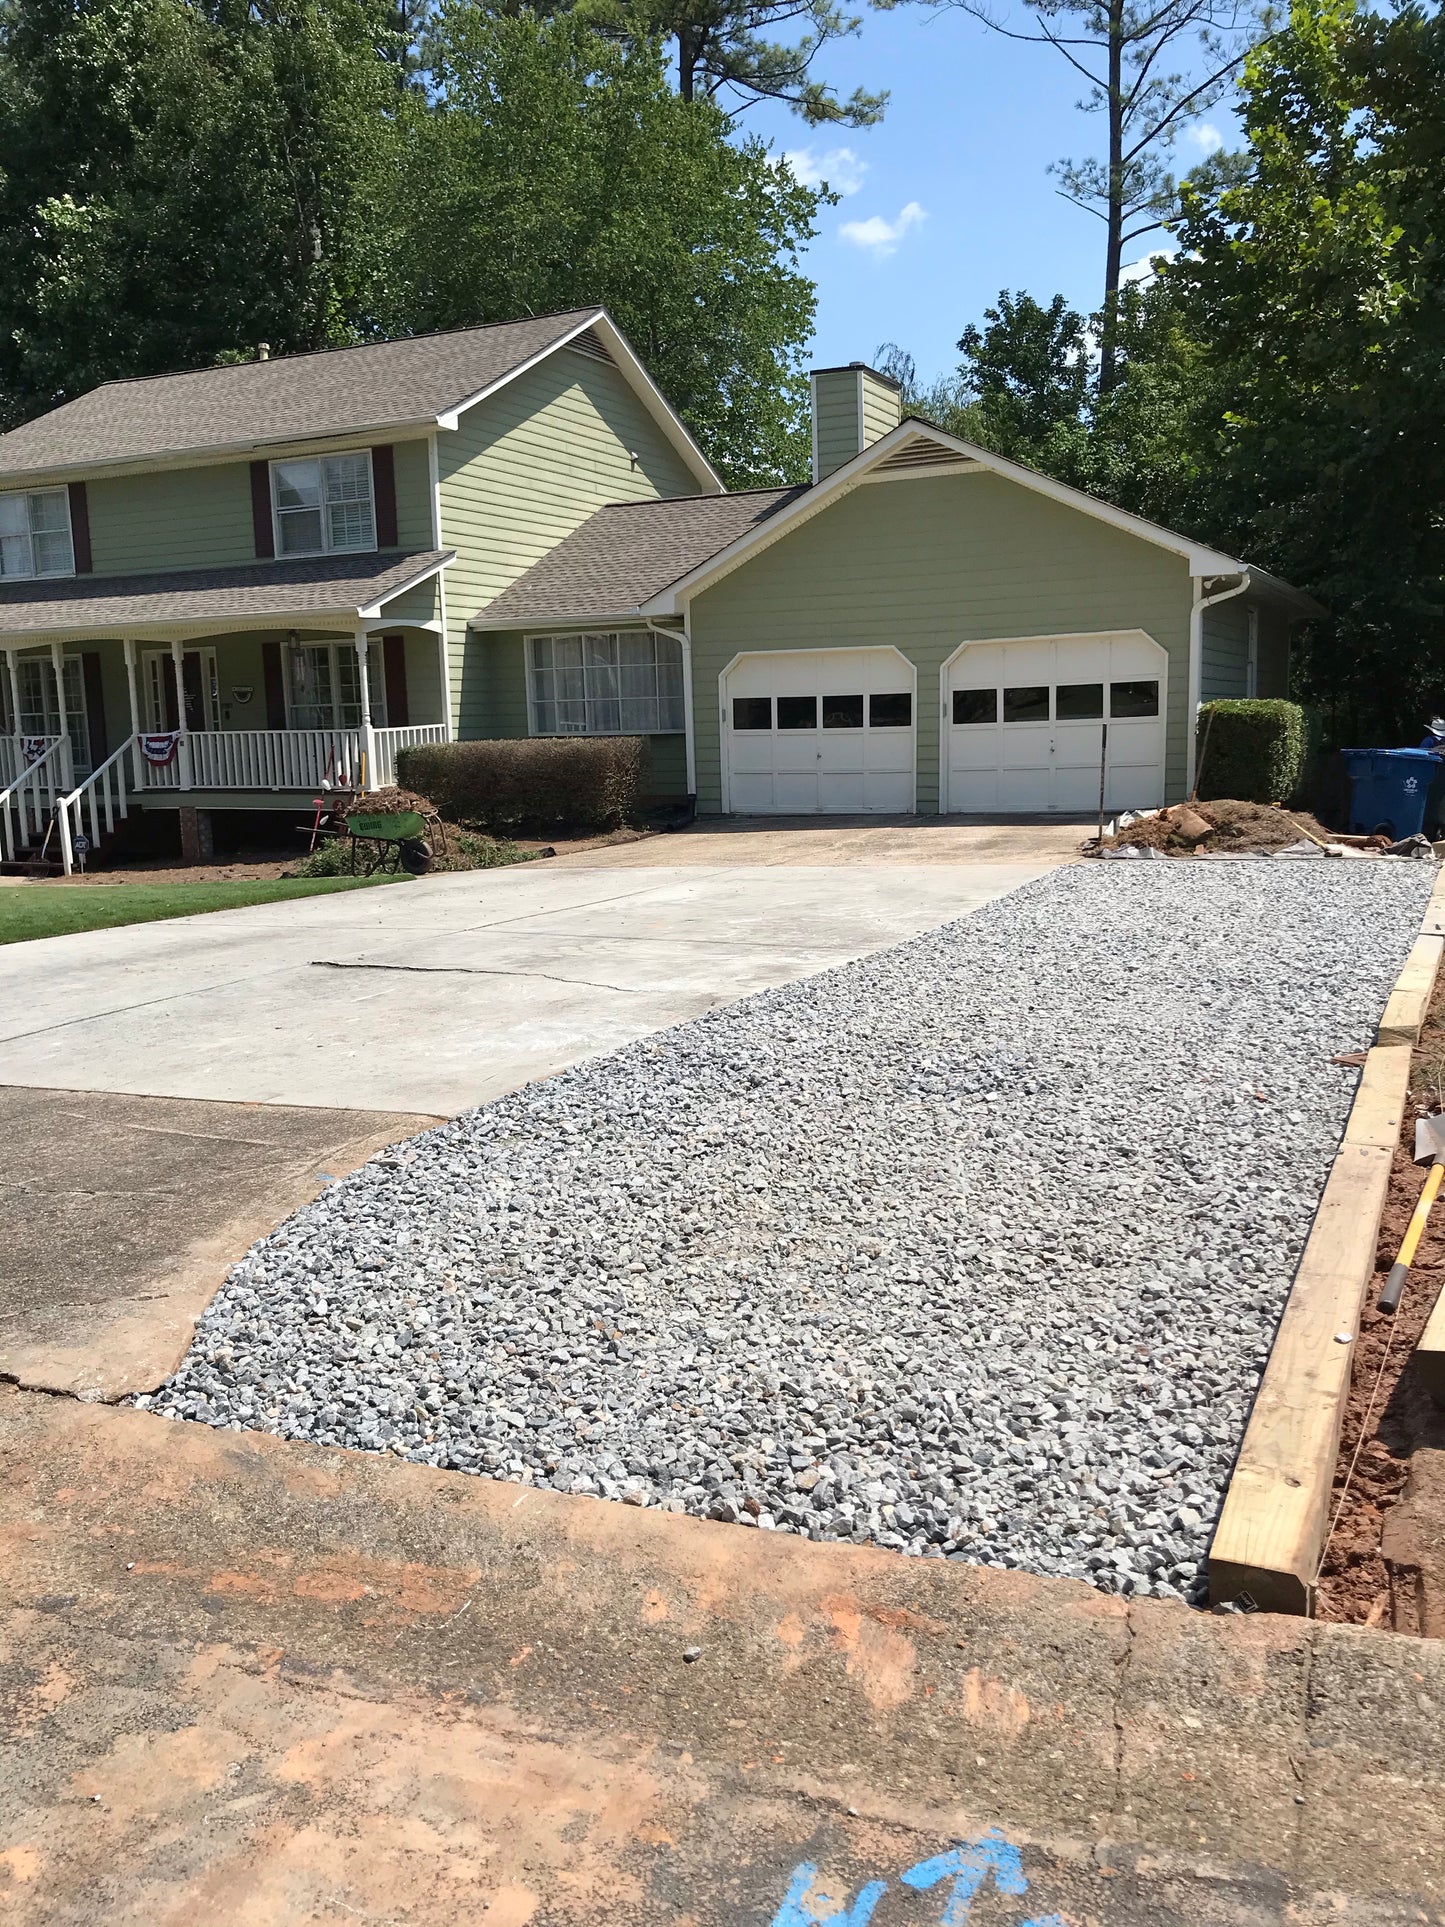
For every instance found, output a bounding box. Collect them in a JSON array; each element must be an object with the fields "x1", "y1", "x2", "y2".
[{"x1": 1341, "y1": 746, "x2": 1443, "y2": 759}]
